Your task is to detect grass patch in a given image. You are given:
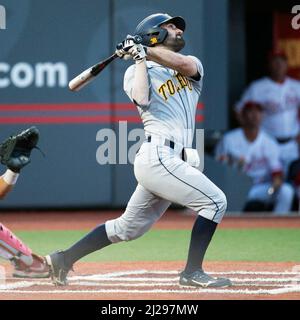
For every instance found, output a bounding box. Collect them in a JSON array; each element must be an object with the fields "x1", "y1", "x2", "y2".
[{"x1": 12, "y1": 228, "x2": 300, "y2": 262}]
